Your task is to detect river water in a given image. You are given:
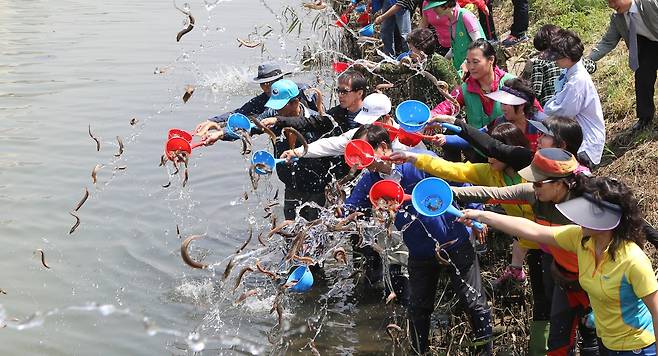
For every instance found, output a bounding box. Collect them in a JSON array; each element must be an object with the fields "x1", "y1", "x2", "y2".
[{"x1": 0, "y1": 0, "x2": 405, "y2": 354}]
